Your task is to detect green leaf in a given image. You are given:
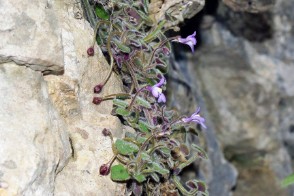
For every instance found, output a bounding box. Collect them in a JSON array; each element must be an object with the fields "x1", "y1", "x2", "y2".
[
  {"x1": 136, "y1": 96, "x2": 151, "y2": 109},
  {"x1": 282, "y1": 174, "x2": 294, "y2": 187},
  {"x1": 167, "y1": 157, "x2": 174, "y2": 168},
  {"x1": 124, "y1": 132, "x2": 147, "y2": 144},
  {"x1": 137, "y1": 10, "x2": 153, "y2": 26},
  {"x1": 95, "y1": 5, "x2": 109, "y2": 20},
  {"x1": 191, "y1": 144, "x2": 208, "y2": 159},
  {"x1": 113, "y1": 39, "x2": 131, "y2": 53},
  {"x1": 150, "y1": 162, "x2": 169, "y2": 175},
  {"x1": 136, "y1": 135, "x2": 147, "y2": 144},
  {"x1": 113, "y1": 98, "x2": 129, "y2": 108},
  {"x1": 133, "y1": 57, "x2": 144, "y2": 68},
  {"x1": 158, "y1": 146, "x2": 171, "y2": 157},
  {"x1": 137, "y1": 120, "x2": 154, "y2": 133},
  {"x1": 96, "y1": 35, "x2": 102, "y2": 45},
  {"x1": 115, "y1": 108, "x2": 131, "y2": 116},
  {"x1": 133, "y1": 173, "x2": 146, "y2": 183},
  {"x1": 110, "y1": 164, "x2": 130, "y2": 181},
  {"x1": 143, "y1": 20, "x2": 166, "y2": 43},
  {"x1": 140, "y1": 152, "x2": 151, "y2": 162},
  {"x1": 138, "y1": 121, "x2": 149, "y2": 133},
  {"x1": 150, "y1": 173, "x2": 160, "y2": 182},
  {"x1": 115, "y1": 139, "x2": 139, "y2": 156}
]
